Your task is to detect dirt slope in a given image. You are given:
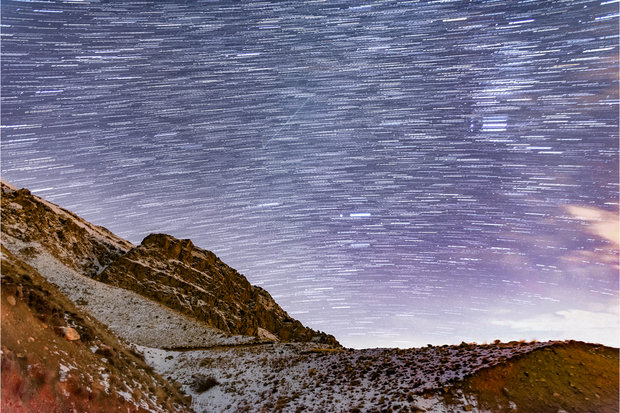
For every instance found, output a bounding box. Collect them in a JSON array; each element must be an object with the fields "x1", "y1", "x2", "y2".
[
  {"x1": 454, "y1": 341, "x2": 619, "y2": 412},
  {"x1": 1, "y1": 245, "x2": 192, "y2": 413}
]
